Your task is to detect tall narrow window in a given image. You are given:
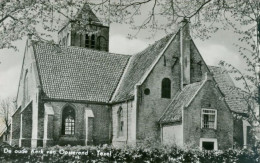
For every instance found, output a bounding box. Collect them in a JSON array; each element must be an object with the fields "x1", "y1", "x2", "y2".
[
  {"x1": 63, "y1": 36, "x2": 67, "y2": 46},
  {"x1": 163, "y1": 55, "x2": 166, "y2": 66},
  {"x1": 91, "y1": 35, "x2": 95, "y2": 49},
  {"x1": 79, "y1": 34, "x2": 82, "y2": 47},
  {"x1": 85, "y1": 34, "x2": 89, "y2": 48},
  {"x1": 197, "y1": 61, "x2": 202, "y2": 77},
  {"x1": 62, "y1": 106, "x2": 75, "y2": 135},
  {"x1": 67, "y1": 33, "x2": 69, "y2": 46},
  {"x1": 161, "y1": 78, "x2": 171, "y2": 98},
  {"x1": 201, "y1": 109, "x2": 217, "y2": 129},
  {"x1": 24, "y1": 71, "x2": 29, "y2": 104},
  {"x1": 117, "y1": 107, "x2": 124, "y2": 137}
]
